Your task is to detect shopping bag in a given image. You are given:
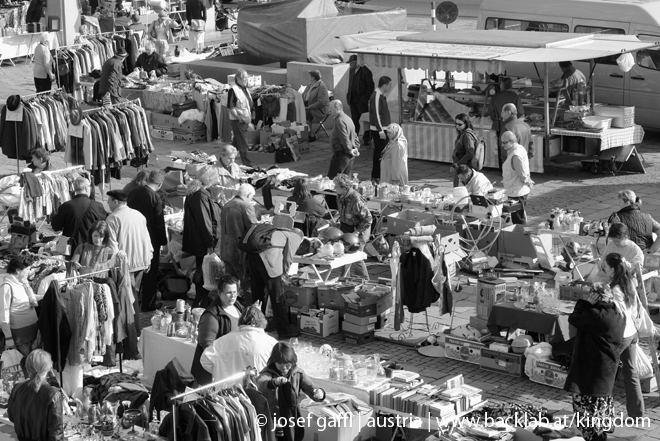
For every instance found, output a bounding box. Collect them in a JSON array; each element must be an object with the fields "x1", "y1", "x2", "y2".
[
  {"x1": 634, "y1": 345, "x2": 653, "y2": 379},
  {"x1": 55, "y1": 234, "x2": 72, "y2": 256},
  {"x1": 202, "y1": 253, "x2": 224, "y2": 291},
  {"x1": 1, "y1": 349, "x2": 23, "y2": 377}
]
